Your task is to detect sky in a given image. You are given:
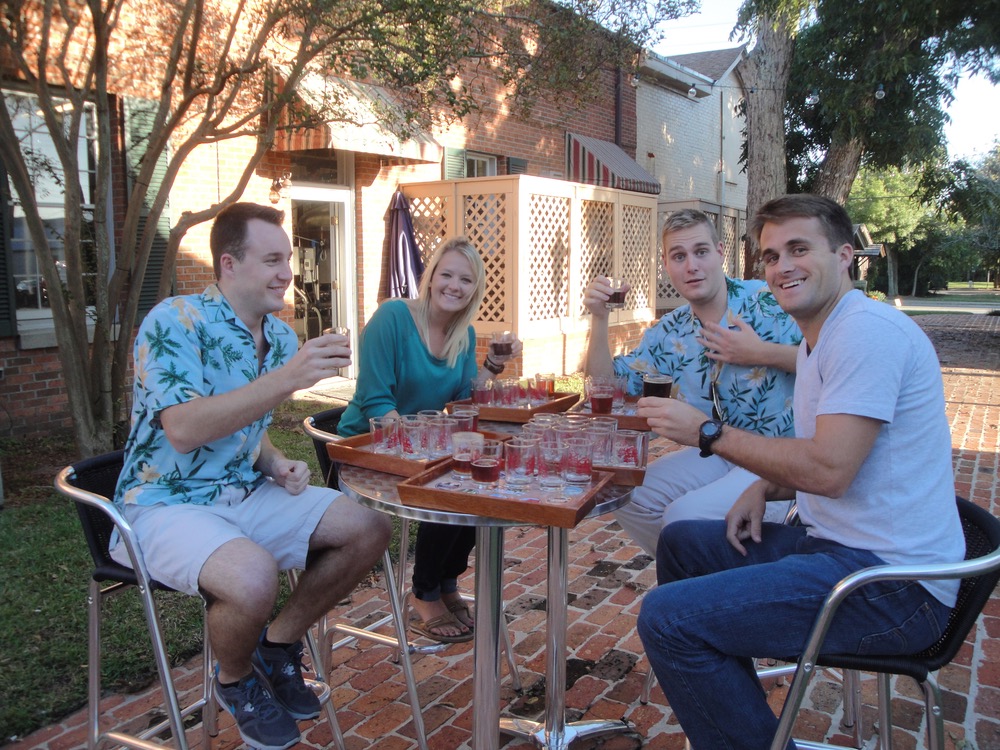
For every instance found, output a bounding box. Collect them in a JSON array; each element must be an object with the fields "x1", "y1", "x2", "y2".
[{"x1": 653, "y1": 0, "x2": 999, "y2": 163}]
